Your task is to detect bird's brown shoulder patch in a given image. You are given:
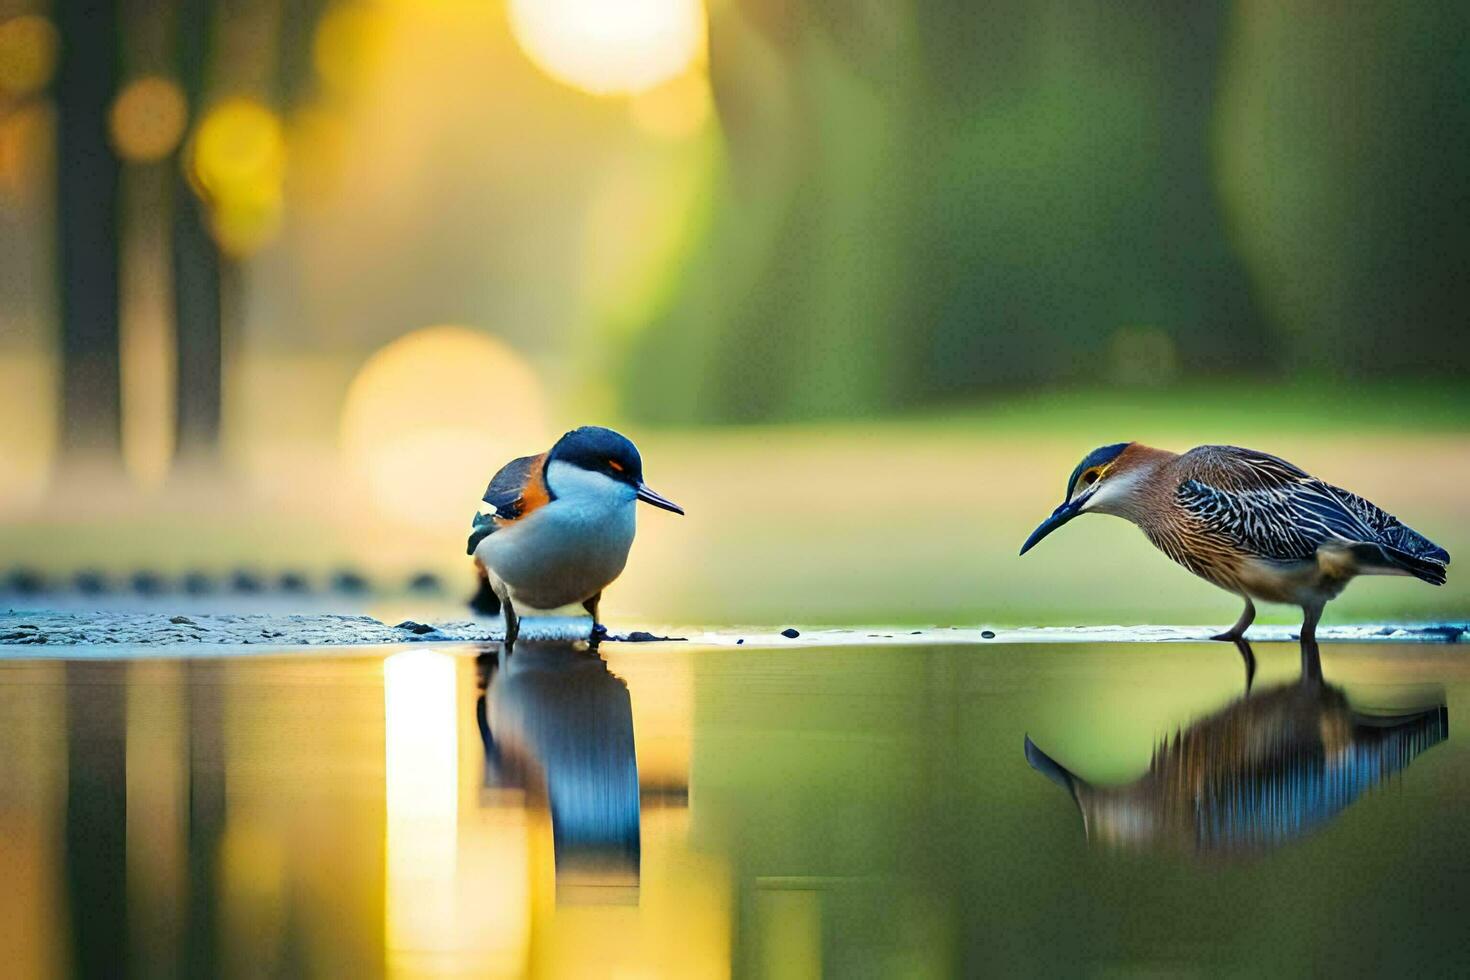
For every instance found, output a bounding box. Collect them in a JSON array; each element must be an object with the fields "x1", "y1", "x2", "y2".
[{"x1": 494, "y1": 452, "x2": 550, "y2": 526}]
